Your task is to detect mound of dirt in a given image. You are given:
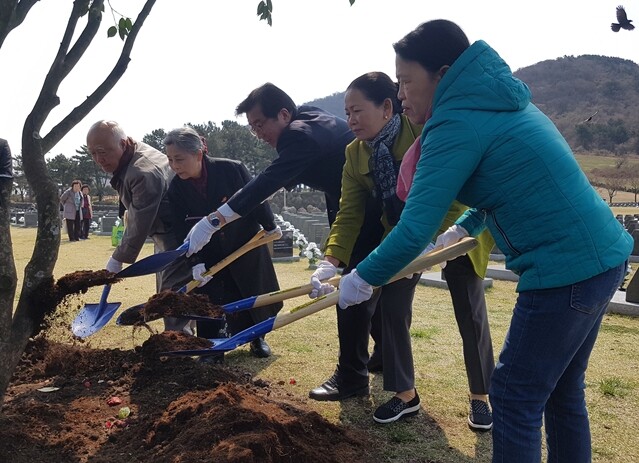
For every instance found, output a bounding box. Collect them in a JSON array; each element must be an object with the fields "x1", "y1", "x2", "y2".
[{"x1": 1, "y1": 337, "x2": 376, "y2": 463}]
